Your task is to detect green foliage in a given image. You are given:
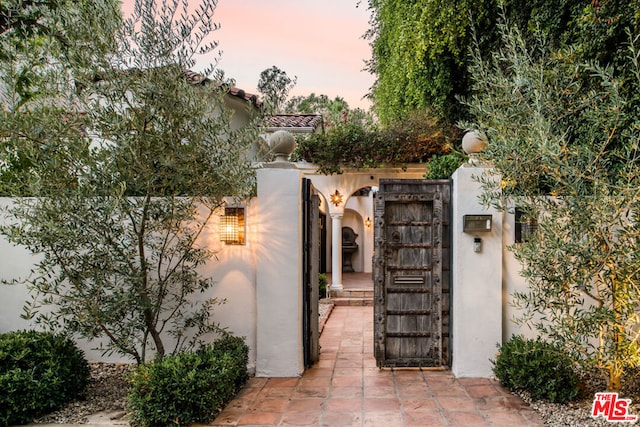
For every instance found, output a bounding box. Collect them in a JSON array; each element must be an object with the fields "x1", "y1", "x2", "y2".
[
  {"x1": 318, "y1": 273, "x2": 327, "y2": 299},
  {"x1": 365, "y1": 0, "x2": 639, "y2": 127},
  {"x1": 295, "y1": 110, "x2": 458, "y2": 174},
  {"x1": 257, "y1": 65, "x2": 297, "y2": 114},
  {"x1": 424, "y1": 151, "x2": 466, "y2": 179},
  {"x1": 465, "y1": 20, "x2": 640, "y2": 391},
  {"x1": 127, "y1": 335, "x2": 249, "y2": 427},
  {"x1": 285, "y1": 93, "x2": 352, "y2": 126},
  {"x1": 0, "y1": 0, "x2": 260, "y2": 363},
  {"x1": 0, "y1": 330, "x2": 90, "y2": 426},
  {"x1": 365, "y1": 0, "x2": 499, "y2": 125},
  {"x1": 493, "y1": 335, "x2": 581, "y2": 403}
]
